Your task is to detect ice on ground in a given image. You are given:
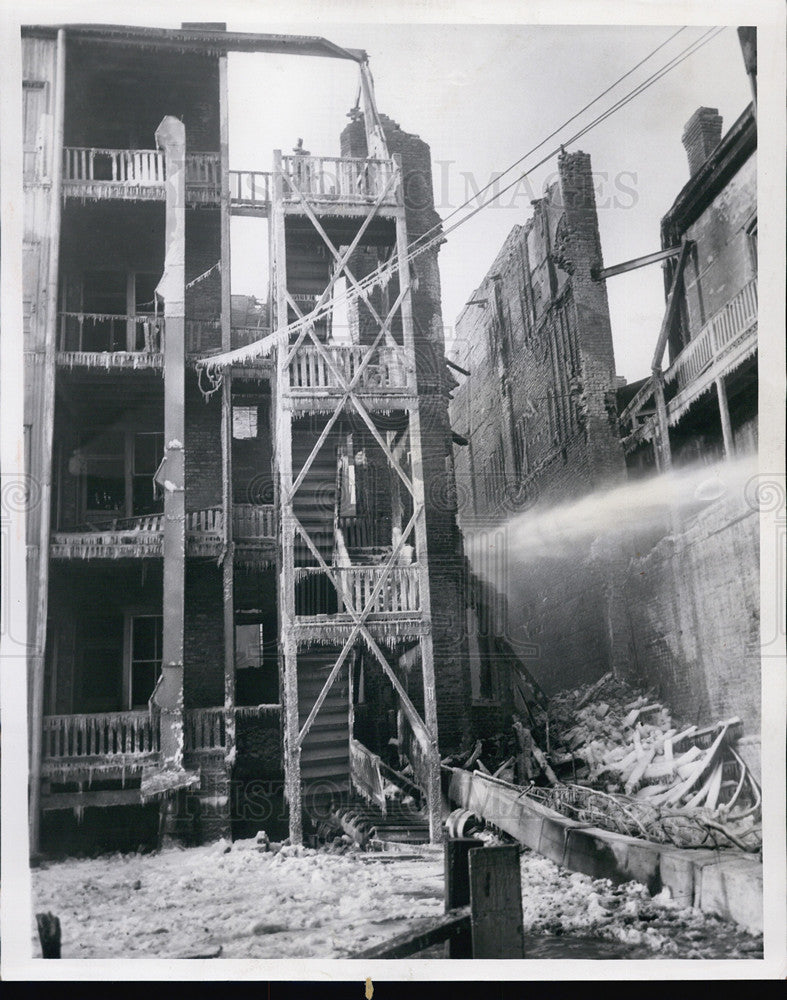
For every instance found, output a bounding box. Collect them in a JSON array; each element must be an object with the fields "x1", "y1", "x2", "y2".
[{"x1": 30, "y1": 841, "x2": 762, "y2": 960}]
